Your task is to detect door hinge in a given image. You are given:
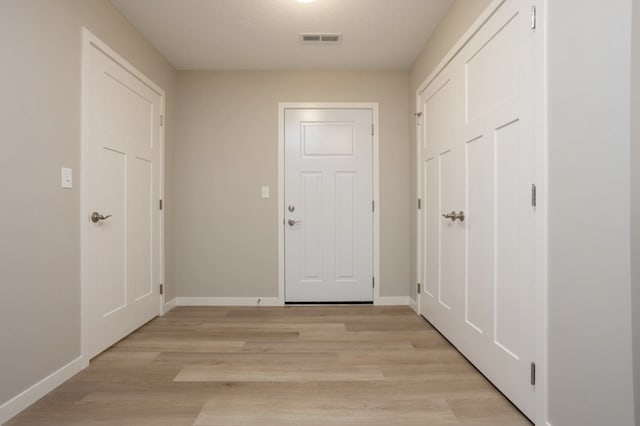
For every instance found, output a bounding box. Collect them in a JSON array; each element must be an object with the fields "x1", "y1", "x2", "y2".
[
  {"x1": 372, "y1": 277, "x2": 375, "y2": 288},
  {"x1": 531, "y1": 5, "x2": 537, "y2": 30},
  {"x1": 530, "y1": 362, "x2": 536, "y2": 386},
  {"x1": 160, "y1": 115, "x2": 164, "y2": 126},
  {"x1": 372, "y1": 200, "x2": 375, "y2": 212},
  {"x1": 159, "y1": 284, "x2": 164, "y2": 295},
  {"x1": 417, "y1": 283, "x2": 421, "y2": 294},
  {"x1": 159, "y1": 199, "x2": 163, "y2": 210},
  {"x1": 531, "y1": 184, "x2": 537, "y2": 207},
  {"x1": 418, "y1": 198, "x2": 421, "y2": 210},
  {"x1": 371, "y1": 124, "x2": 375, "y2": 136}
]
